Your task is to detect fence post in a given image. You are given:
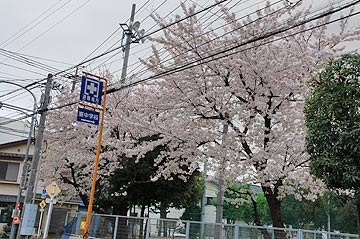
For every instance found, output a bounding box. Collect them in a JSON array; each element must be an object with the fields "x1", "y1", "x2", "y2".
[
  {"x1": 185, "y1": 221, "x2": 190, "y2": 239},
  {"x1": 75, "y1": 211, "x2": 81, "y2": 235},
  {"x1": 297, "y1": 229, "x2": 302, "y2": 239},
  {"x1": 272, "y1": 228, "x2": 275, "y2": 239},
  {"x1": 113, "y1": 216, "x2": 119, "y2": 239},
  {"x1": 145, "y1": 218, "x2": 151, "y2": 239},
  {"x1": 234, "y1": 225, "x2": 239, "y2": 239}
]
